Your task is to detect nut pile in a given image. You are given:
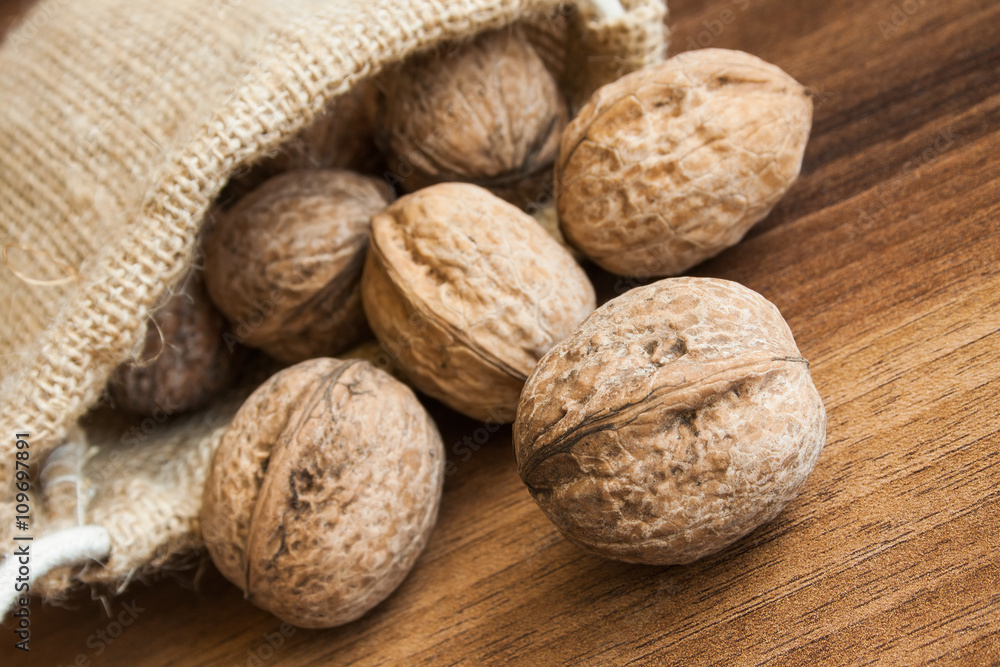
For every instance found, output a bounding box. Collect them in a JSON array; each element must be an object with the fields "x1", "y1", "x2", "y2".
[{"x1": 106, "y1": 28, "x2": 825, "y2": 628}]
